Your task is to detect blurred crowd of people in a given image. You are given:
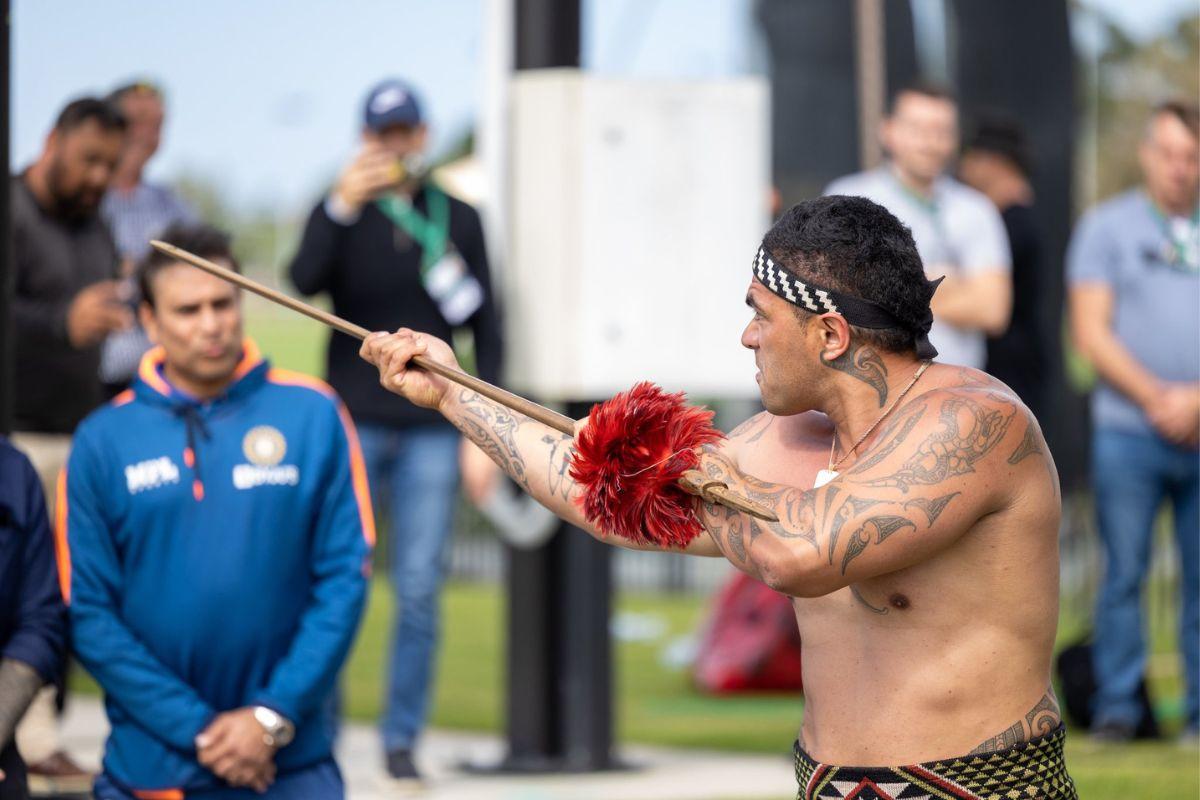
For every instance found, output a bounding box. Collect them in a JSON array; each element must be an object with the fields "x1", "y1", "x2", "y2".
[
  {"x1": 2, "y1": 78, "x2": 503, "y2": 799},
  {"x1": 0, "y1": 70, "x2": 1196, "y2": 799}
]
